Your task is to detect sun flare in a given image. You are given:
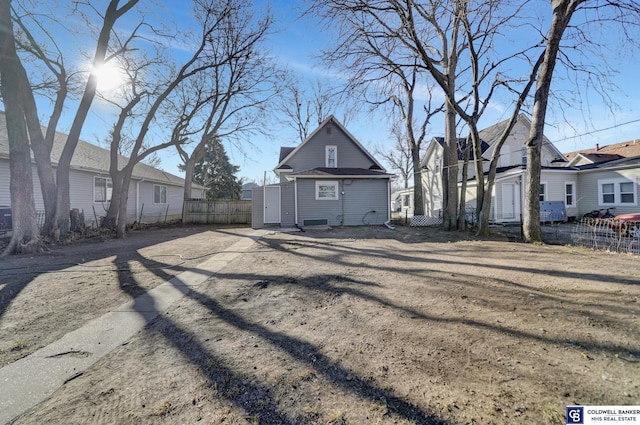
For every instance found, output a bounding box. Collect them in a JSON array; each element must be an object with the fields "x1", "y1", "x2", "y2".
[{"x1": 91, "y1": 61, "x2": 127, "y2": 93}]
